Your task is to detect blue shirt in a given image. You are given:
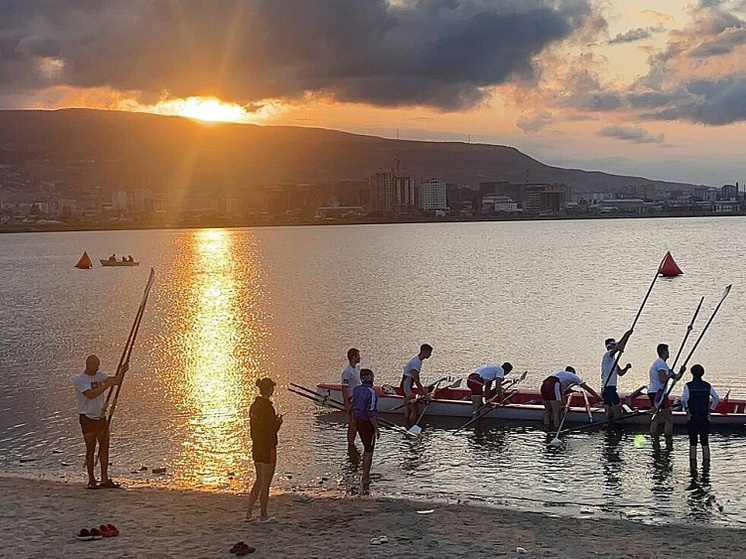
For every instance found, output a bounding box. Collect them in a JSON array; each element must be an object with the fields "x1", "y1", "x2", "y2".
[{"x1": 352, "y1": 382, "x2": 378, "y2": 420}]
